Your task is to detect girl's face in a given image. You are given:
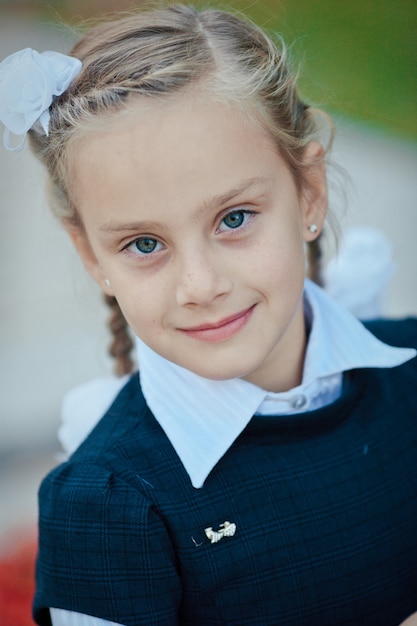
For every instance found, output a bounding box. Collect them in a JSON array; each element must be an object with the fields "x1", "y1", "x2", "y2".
[{"x1": 69, "y1": 96, "x2": 327, "y2": 392}]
